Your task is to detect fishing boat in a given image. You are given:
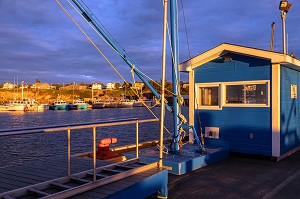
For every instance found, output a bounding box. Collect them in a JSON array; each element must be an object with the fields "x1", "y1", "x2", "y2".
[
  {"x1": 49, "y1": 100, "x2": 68, "y2": 110},
  {"x1": 133, "y1": 97, "x2": 152, "y2": 107},
  {"x1": 91, "y1": 99, "x2": 105, "y2": 109},
  {"x1": 118, "y1": 98, "x2": 134, "y2": 108},
  {"x1": 103, "y1": 99, "x2": 118, "y2": 108},
  {"x1": 0, "y1": 99, "x2": 37, "y2": 111},
  {"x1": 68, "y1": 99, "x2": 88, "y2": 110},
  {"x1": 23, "y1": 99, "x2": 46, "y2": 112}
]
